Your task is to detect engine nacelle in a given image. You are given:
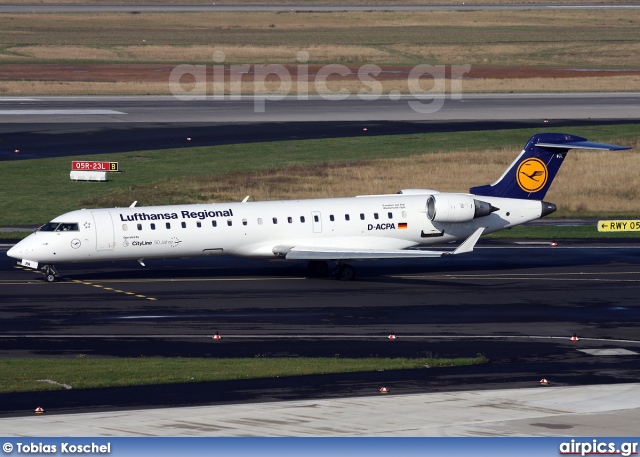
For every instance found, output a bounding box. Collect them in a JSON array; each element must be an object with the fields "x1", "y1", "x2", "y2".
[{"x1": 427, "y1": 194, "x2": 496, "y2": 223}]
